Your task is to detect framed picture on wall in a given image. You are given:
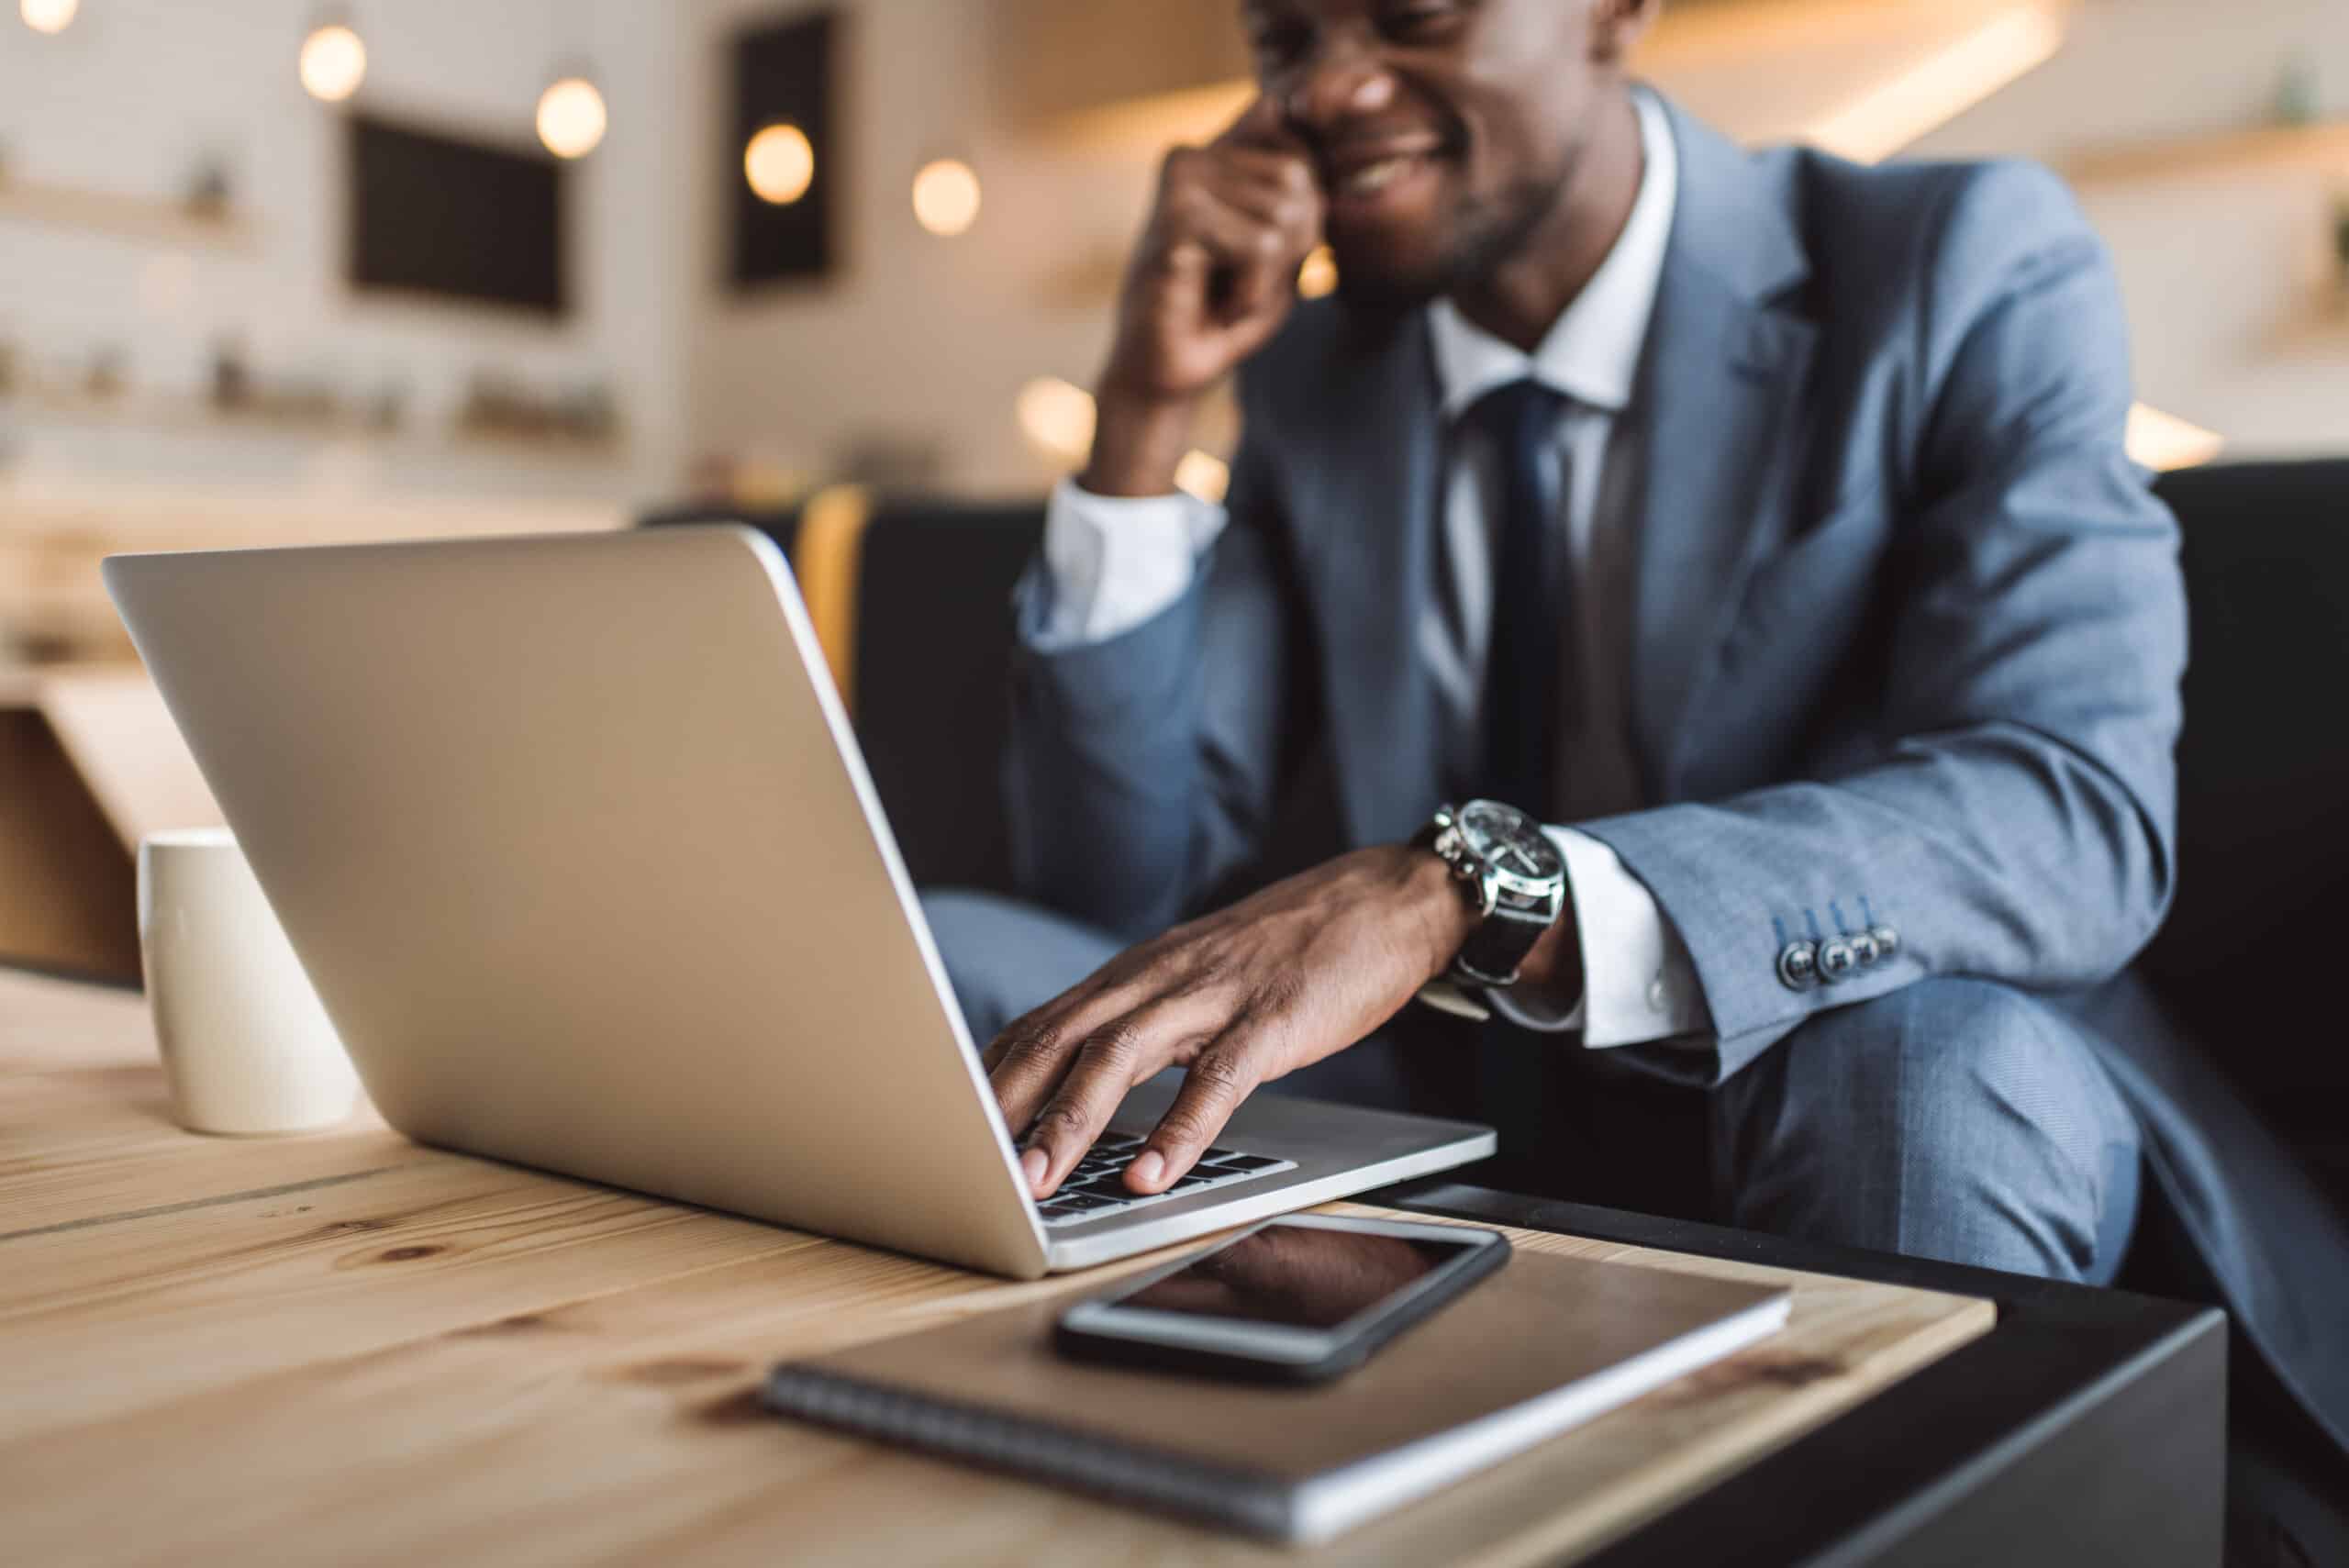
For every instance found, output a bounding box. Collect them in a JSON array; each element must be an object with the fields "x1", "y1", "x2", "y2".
[
  {"x1": 346, "y1": 114, "x2": 568, "y2": 317},
  {"x1": 729, "y1": 7, "x2": 841, "y2": 291}
]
